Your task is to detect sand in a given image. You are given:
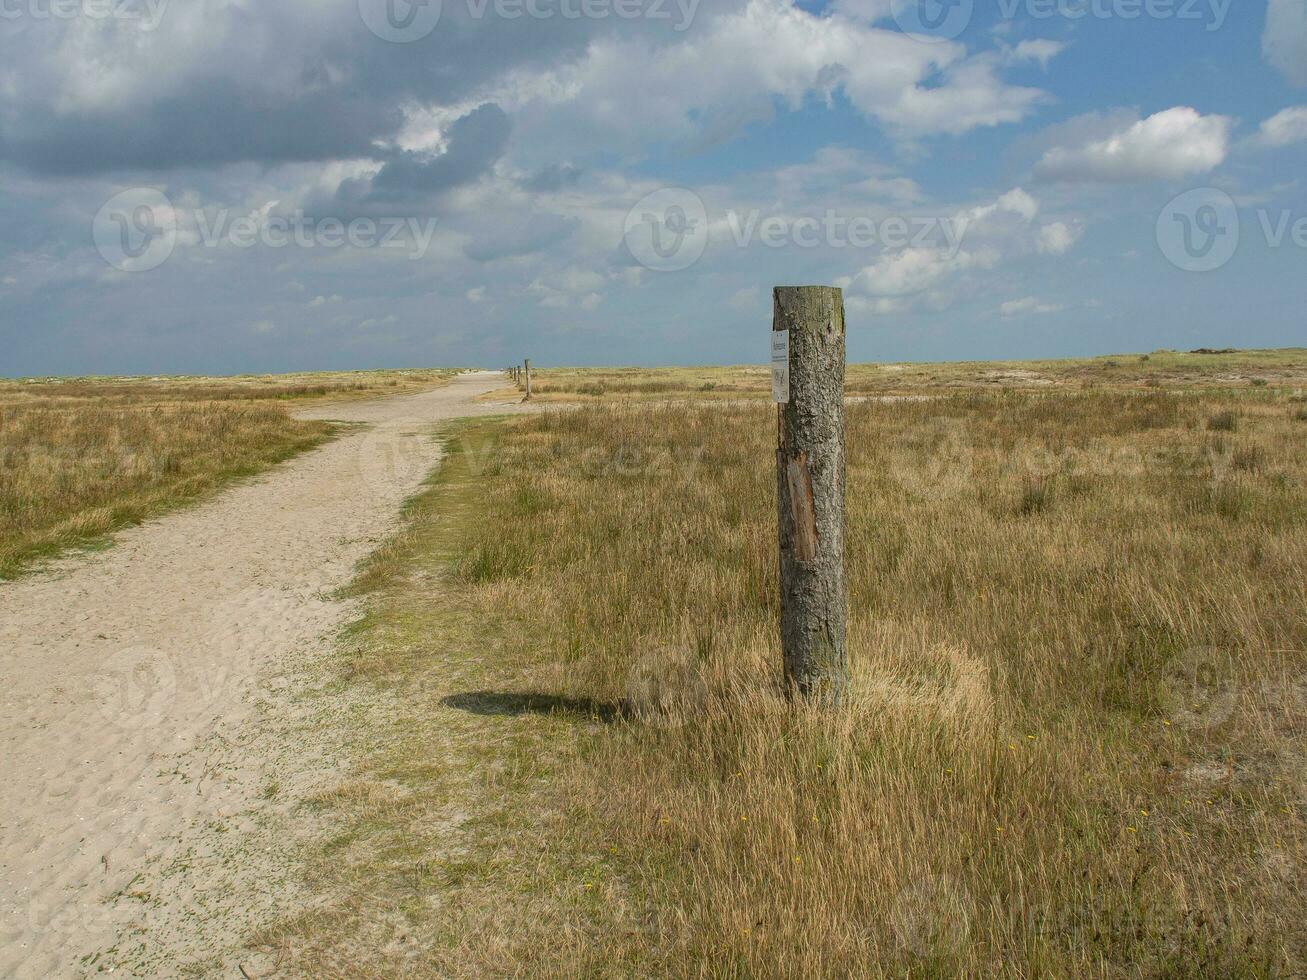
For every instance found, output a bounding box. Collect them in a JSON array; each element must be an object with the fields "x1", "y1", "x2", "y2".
[{"x1": 0, "y1": 372, "x2": 527, "y2": 977}]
